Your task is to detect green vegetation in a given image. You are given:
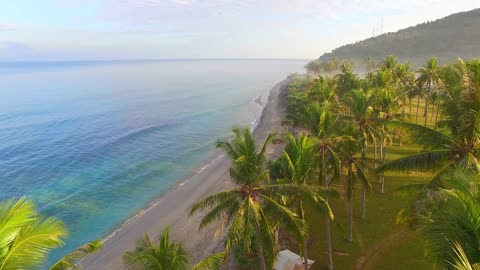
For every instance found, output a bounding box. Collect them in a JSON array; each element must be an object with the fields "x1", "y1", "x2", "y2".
[
  {"x1": 2, "y1": 54, "x2": 480, "y2": 270},
  {"x1": 190, "y1": 127, "x2": 332, "y2": 270},
  {"x1": 122, "y1": 227, "x2": 224, "y2": 270},
  {"x1": 282, "y1": 55, "x2": 480, "y2": 270},
  {"x1": 314, "y1": 9, "x2": 480, "y2": 66},
  {"x1": 188, "y1": 54, "x2": 480, "y2": 269},
  {"x1": 0, "y1": 198, "x2": 102, "y2": 270}
]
